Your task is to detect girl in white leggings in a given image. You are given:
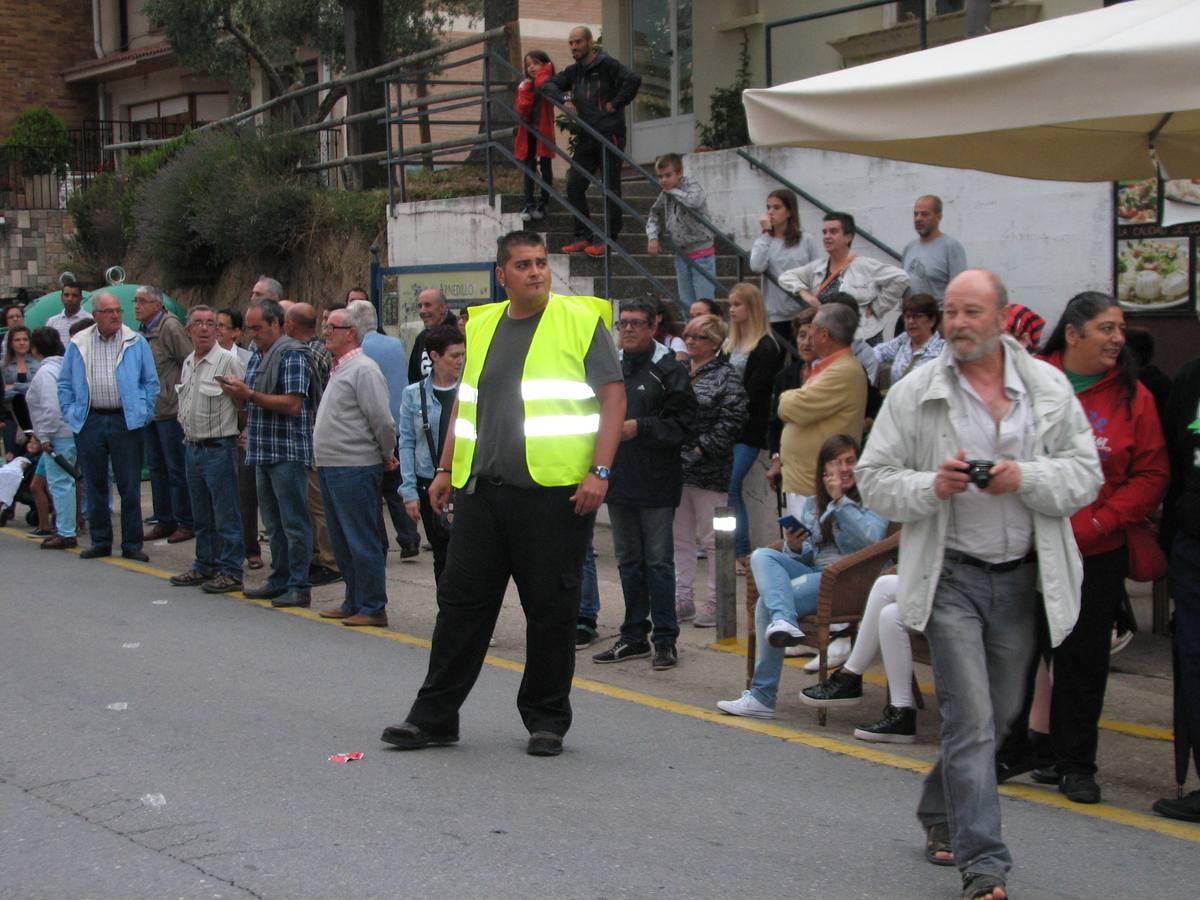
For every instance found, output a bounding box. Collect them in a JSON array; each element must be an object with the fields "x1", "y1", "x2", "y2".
[{"x1": 800, "y1": 573, "x2": 919, "y2": 743}]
